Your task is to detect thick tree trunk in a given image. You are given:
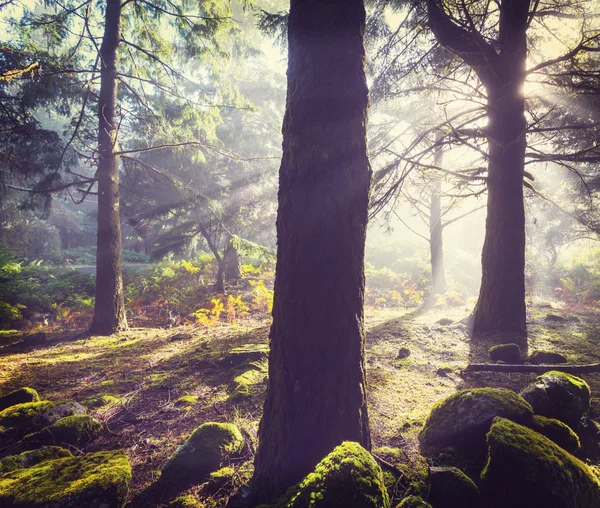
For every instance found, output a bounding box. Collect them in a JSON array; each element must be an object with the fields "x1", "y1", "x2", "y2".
[
  {"x1": 251, "y1": 0, "x2": 372, "y2": 503},
  {"x1": 90, "y1": 0, "x2": 127, "y2": 335},
  {"x1": 429, "y1": 148, "x2": 446, "y2": 296}
]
